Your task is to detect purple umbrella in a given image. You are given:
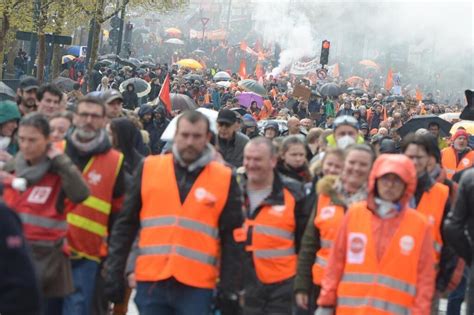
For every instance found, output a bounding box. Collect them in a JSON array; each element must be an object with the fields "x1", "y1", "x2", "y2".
[{"x1": 237, "y1": 92, "x2": 263, "y2": 108}]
